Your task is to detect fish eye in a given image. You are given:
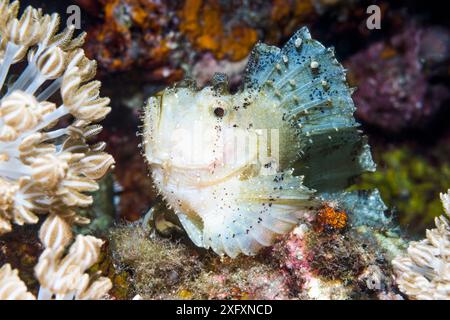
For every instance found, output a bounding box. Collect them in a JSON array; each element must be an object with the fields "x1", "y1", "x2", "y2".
[{"x1": 213, "y1": 107, "x2": 225, "y2": 118}]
